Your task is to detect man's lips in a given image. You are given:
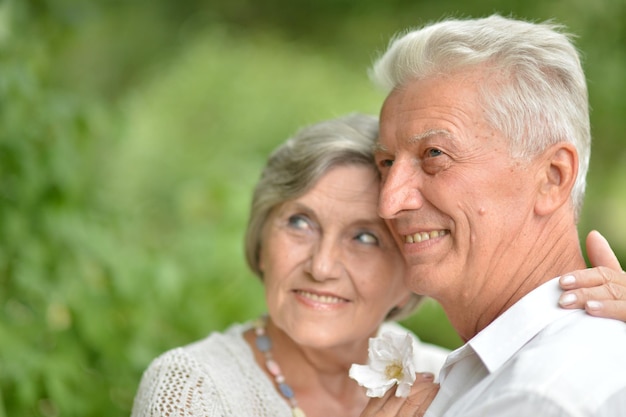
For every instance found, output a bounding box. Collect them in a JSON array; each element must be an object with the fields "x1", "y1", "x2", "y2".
[{"x1": 403, "y1": 229, "x2": 449, "y2": 243}]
